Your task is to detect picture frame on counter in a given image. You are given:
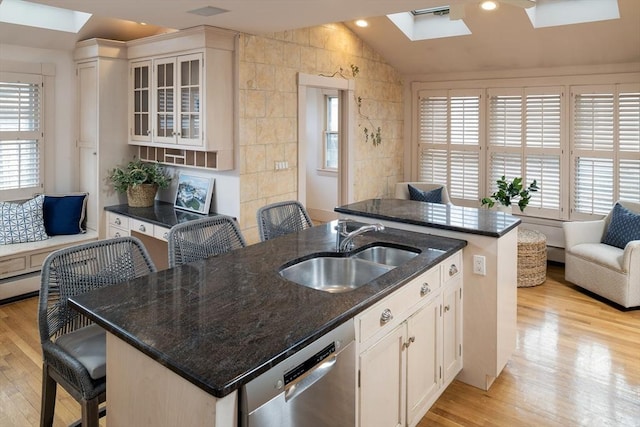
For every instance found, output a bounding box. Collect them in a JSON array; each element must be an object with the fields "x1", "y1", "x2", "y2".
[{"x1": 174, "y1": 172, "x2": 214, "y2": 214}]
